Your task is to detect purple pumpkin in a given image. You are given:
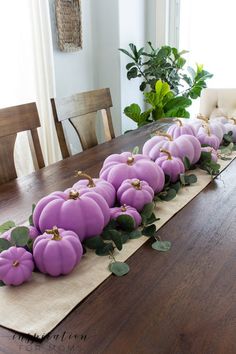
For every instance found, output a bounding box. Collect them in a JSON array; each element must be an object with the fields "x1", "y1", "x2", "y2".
[
  {"x1": 224, "y1": 119, "x2": 236, "y2": 142},
  {"x1": 142, "y1": 134, "x2": 168, "y2": 157},
  {"x1": 0, "y1": 247, "x2": 34, "y2": 286},
  {"x1": 143, "y1": 133, "x2": 201, "y2": 165},
  {"x1": 197, "y1": 126, "x2": 220, "y2": 150},
  {"x1": 155, "y1": 149, "x2": 185, "y2": 182},
  {"x1": 194, "y1": 115, "x2": 226, "y2": 143},
  {"x1": 33, "y1": 227, "x2": 83, "y2": 277},
  {"x1": 33, "y1": 190, "x2": 110, "y2": 242},
  {"x1": 110, "y1": 205, "x2": 142, "y2": 228},
  {"x1": 99, "y1": 152, "x2": 165, "y2": 193},
  {"x1": 167, "y1": 119, "x2": 196, "y2": 139},
  {"x1": 69, "y1": 171, "x2": 116, "y2": 207},
  {"x1": 1, "y1": 226, "x2": 39, "y2": 242},
  {"x1": 117, "y1": 179, "x2": 154, "y2": 212},
  {"x1": 201, "y1": 147, "x2": 218, "y2": 163}
]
